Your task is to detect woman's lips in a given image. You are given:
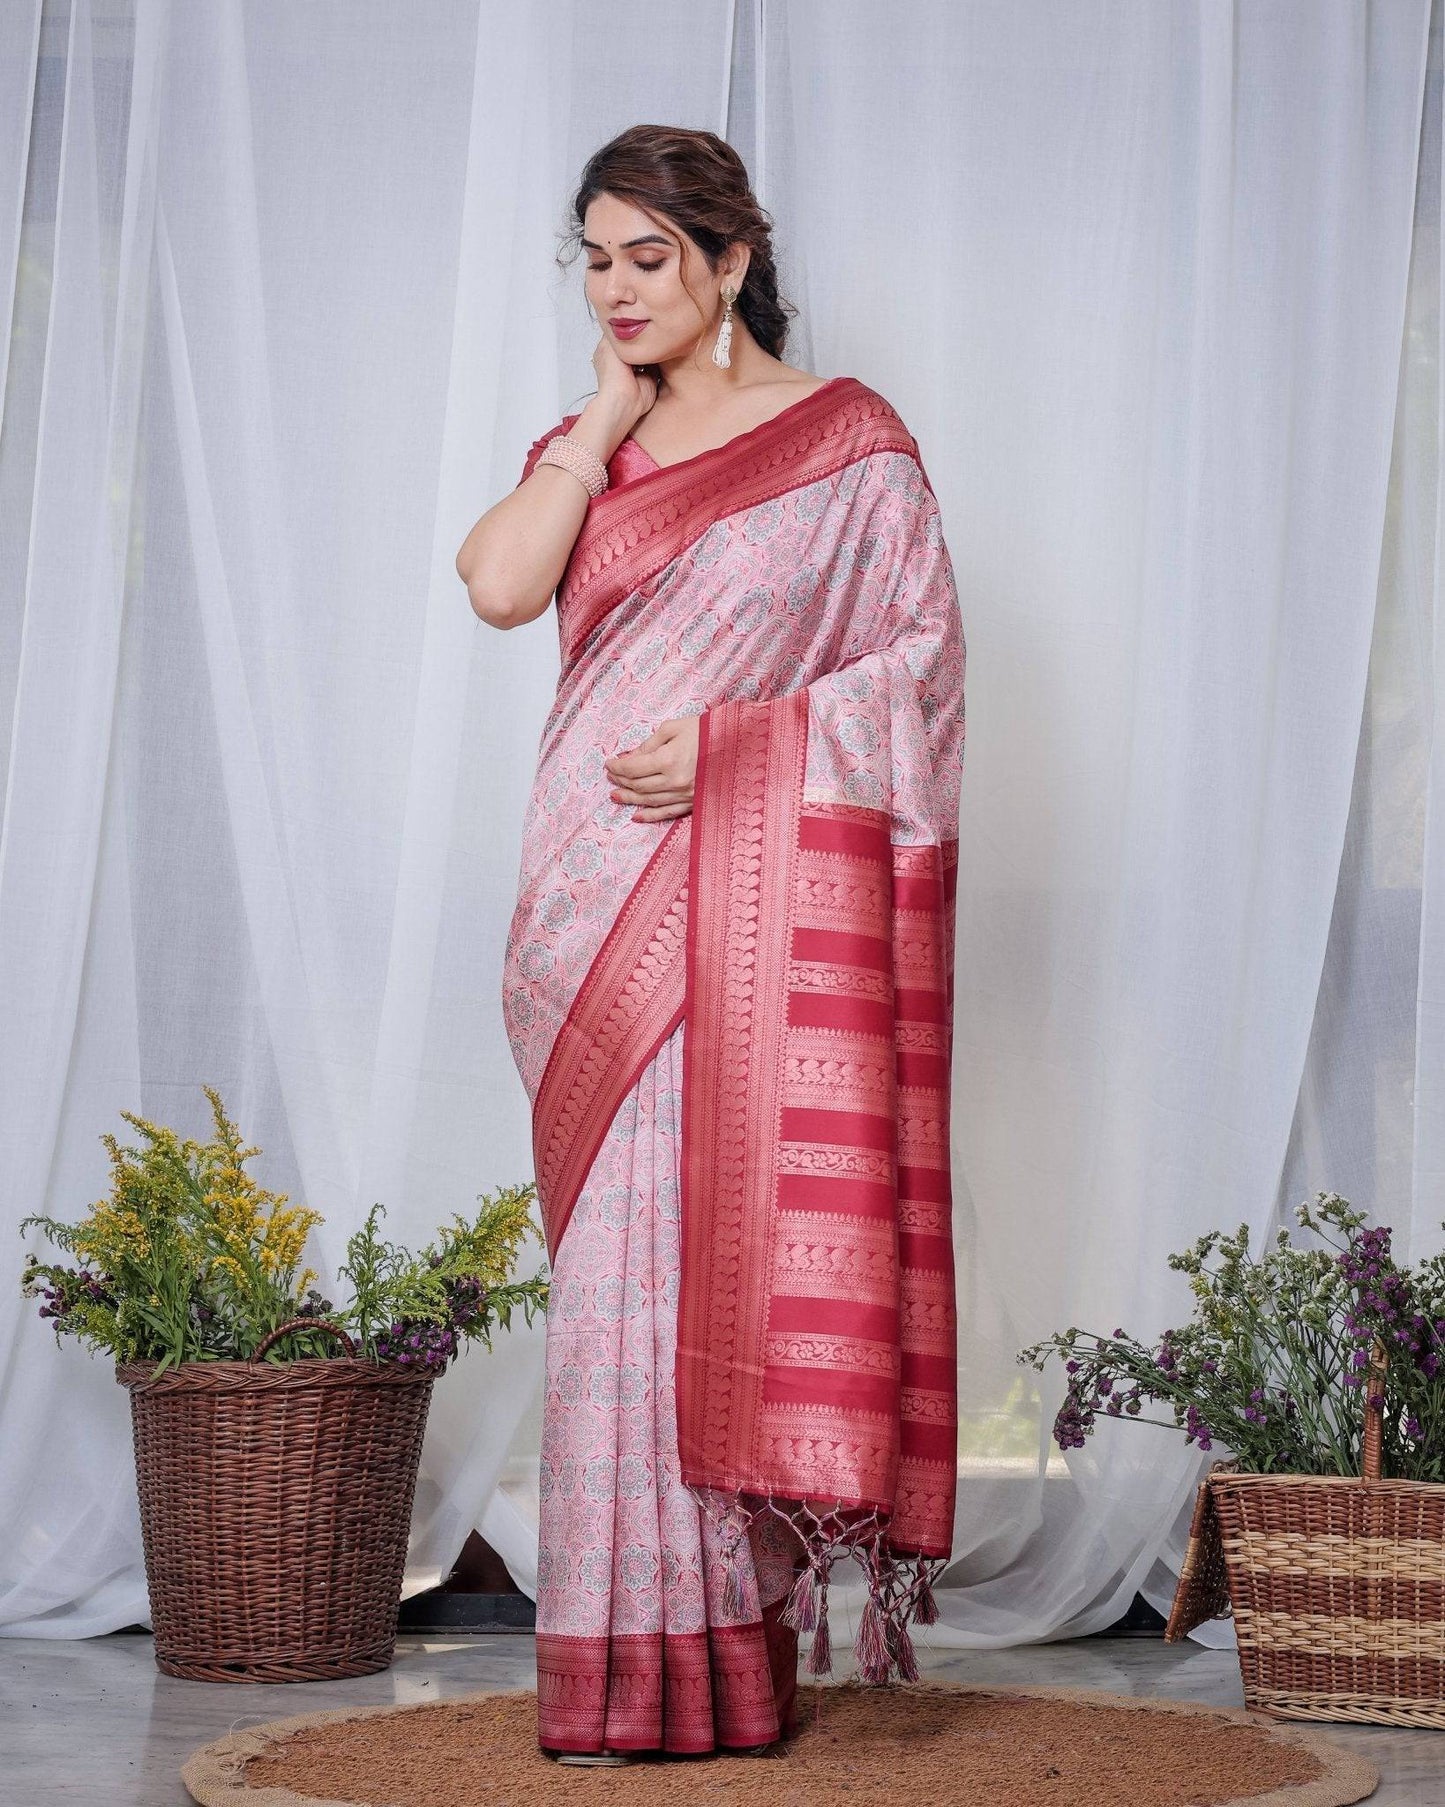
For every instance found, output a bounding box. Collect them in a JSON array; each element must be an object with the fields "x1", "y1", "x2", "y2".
[{"x1": 612, "y1": 319, "x2": 648, "y2": 339}]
